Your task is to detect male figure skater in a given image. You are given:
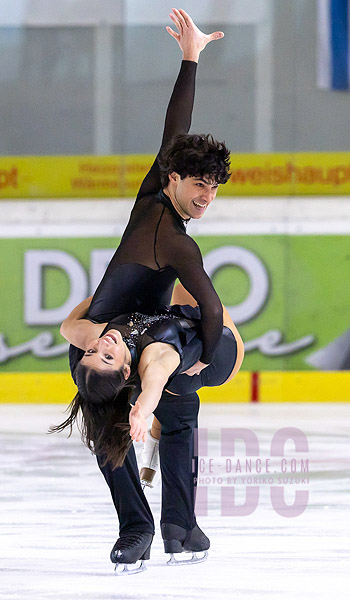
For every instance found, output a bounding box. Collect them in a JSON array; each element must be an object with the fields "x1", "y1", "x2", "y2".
[{"x1": 68, "y1": 8, "x2": 231, "y2": 573}]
